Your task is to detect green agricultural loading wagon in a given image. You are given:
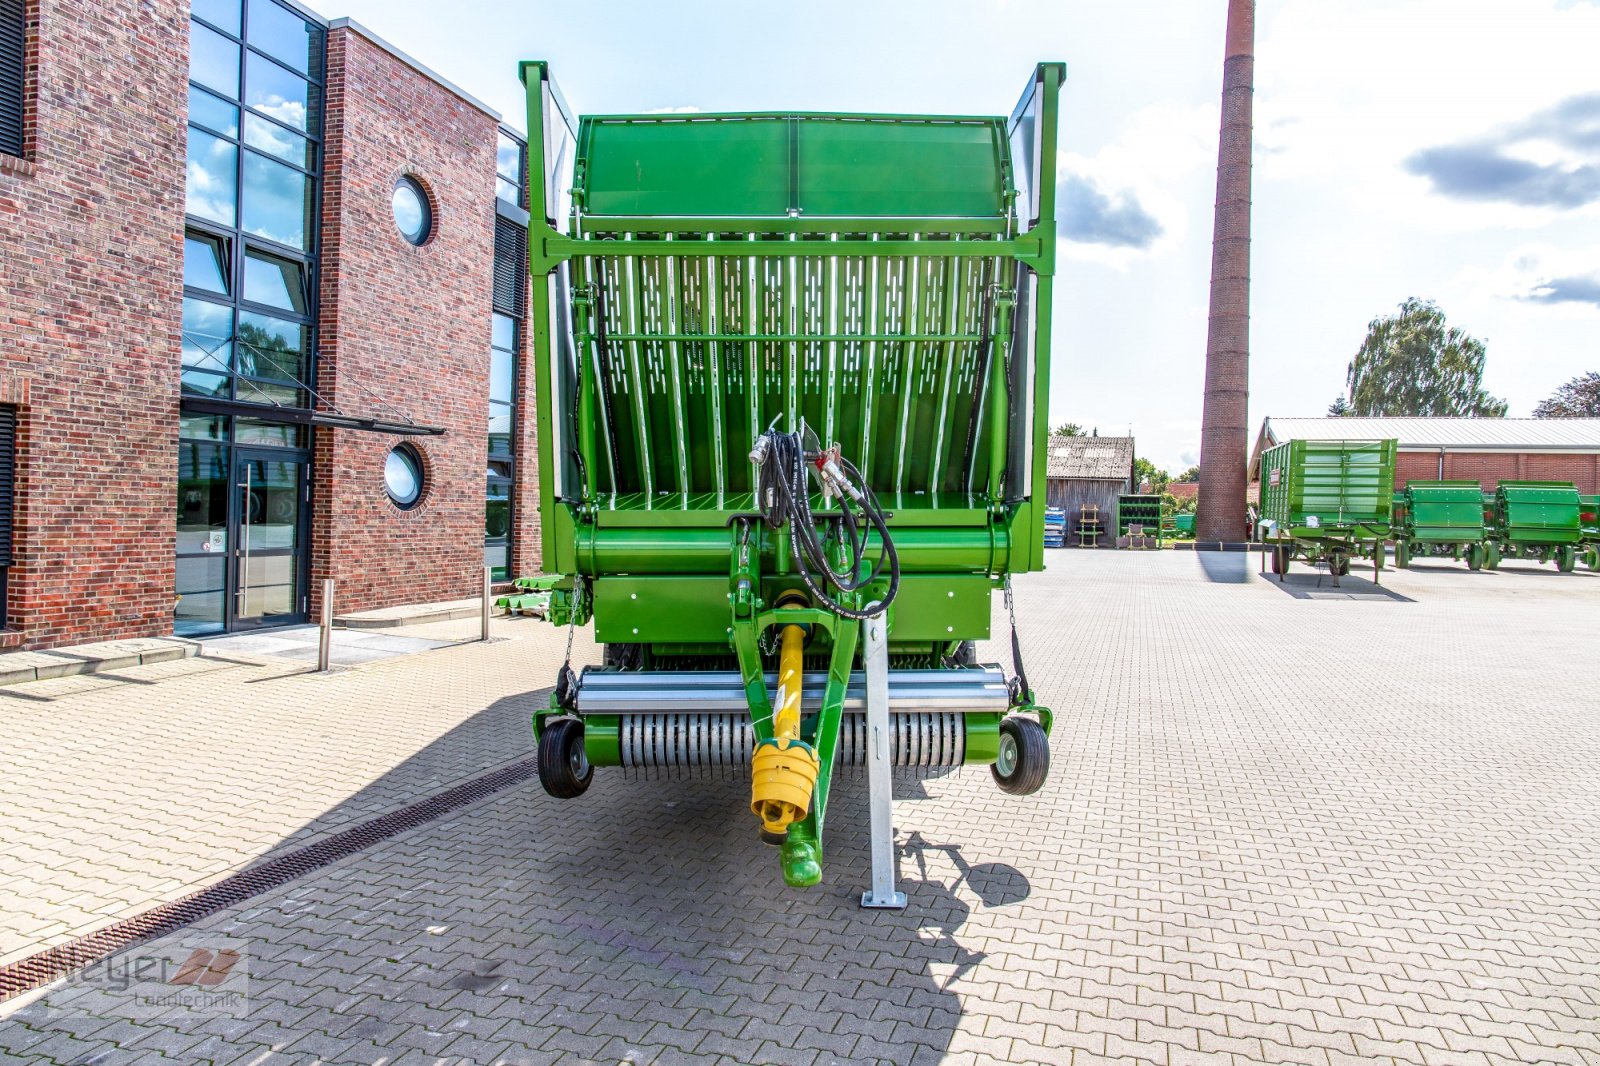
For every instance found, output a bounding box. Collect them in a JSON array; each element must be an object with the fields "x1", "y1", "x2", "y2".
[
  {"x1": 1257, "y1": 439, "x2": 1396, "y2": 584},
  {"x1": 517, "y1": 62, "x2": 1064, "y2": 898},
  {"x1": 1582, "y1": 495, "x2": 1600, "y2": 571},
  {"x1": 1483, "y1": 481, "x2": 1583, "y2": 572},
  {"x1": 1392, "y1": 480, "x2": 1489, "y2": 569}
]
